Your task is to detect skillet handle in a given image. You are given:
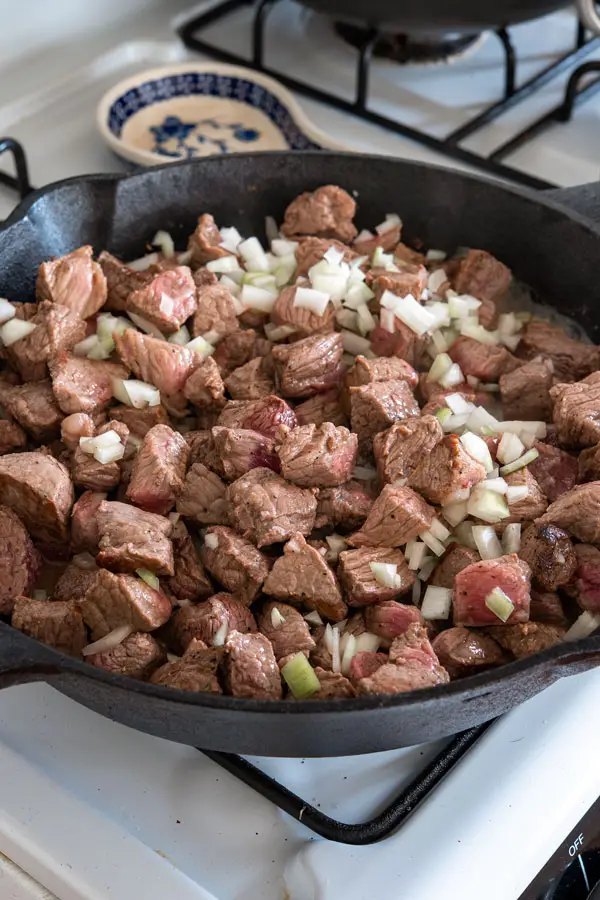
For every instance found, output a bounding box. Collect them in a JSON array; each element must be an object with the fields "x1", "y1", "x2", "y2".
[
  {"x1": 546, "y1": 182, "x2": 600, "y2": 227},
  {"x1": 553, "y1": 634, "x2": 600, "y2": 676},
  {"x1": 0, "y1": 623, "x2": 71, "y2": 689},
  {"x1": 0, "y1": 137, "x2": 33, "y2": 206}
]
